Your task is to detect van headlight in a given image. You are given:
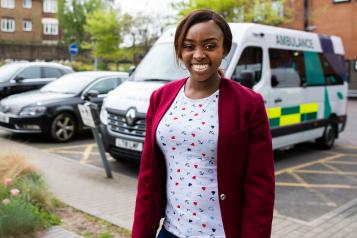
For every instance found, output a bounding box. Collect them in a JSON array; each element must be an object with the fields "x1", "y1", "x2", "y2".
[
  {"x1": 100, "y1": 101, "x2": 108, "y2": 125},
  {"x1": 19, "y1": 106, "x2": 47, "y2": 117}
]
